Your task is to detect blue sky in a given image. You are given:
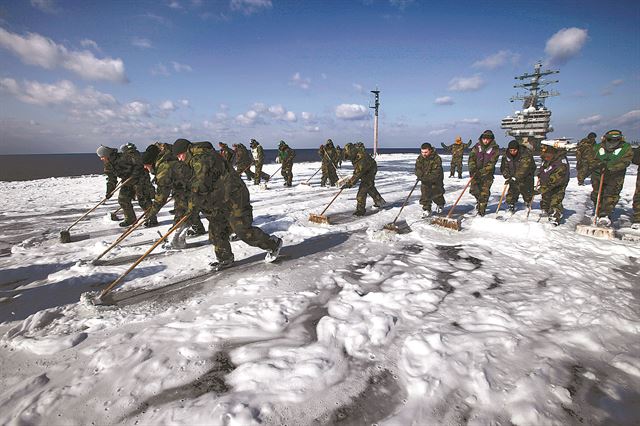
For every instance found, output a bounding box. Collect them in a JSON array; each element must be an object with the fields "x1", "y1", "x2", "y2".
[{"x1": 0, "y1": 0, "x2": 638, "y2": 154}]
